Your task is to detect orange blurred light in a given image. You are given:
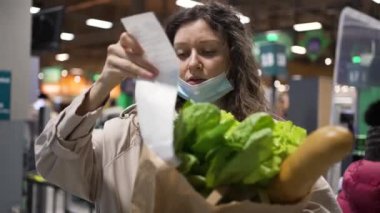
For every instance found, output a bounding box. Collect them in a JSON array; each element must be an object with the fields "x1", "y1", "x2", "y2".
[{"x1": 110, "y1": 85, "x2": 121, "y2": 99}]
